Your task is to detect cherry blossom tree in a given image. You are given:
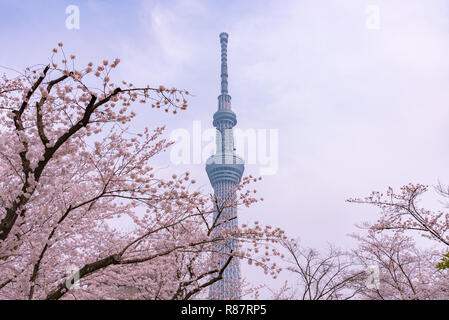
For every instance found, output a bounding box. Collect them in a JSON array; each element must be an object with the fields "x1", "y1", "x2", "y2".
[
  {"x1": 348, "y1": 183, "x2": 449, "y2": 299},
  {"x1": 272, "y1": 183, "x2": 449, "y2": 300},
  {"x1": 278, "y1": 239, "x2": 363, "y2": 300},
  {"x1": 350, "y1": 232, "x2": 449, "y2": 300},
  {"x1": 348, "y1": 184, "x2": 449, "y2": 247},
  {"x1": 276, "y1": 232, "x2": 449, "y2": 300},
  {"x1": 0, "y1": 44, "x2": 284, "y2": 300}
]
